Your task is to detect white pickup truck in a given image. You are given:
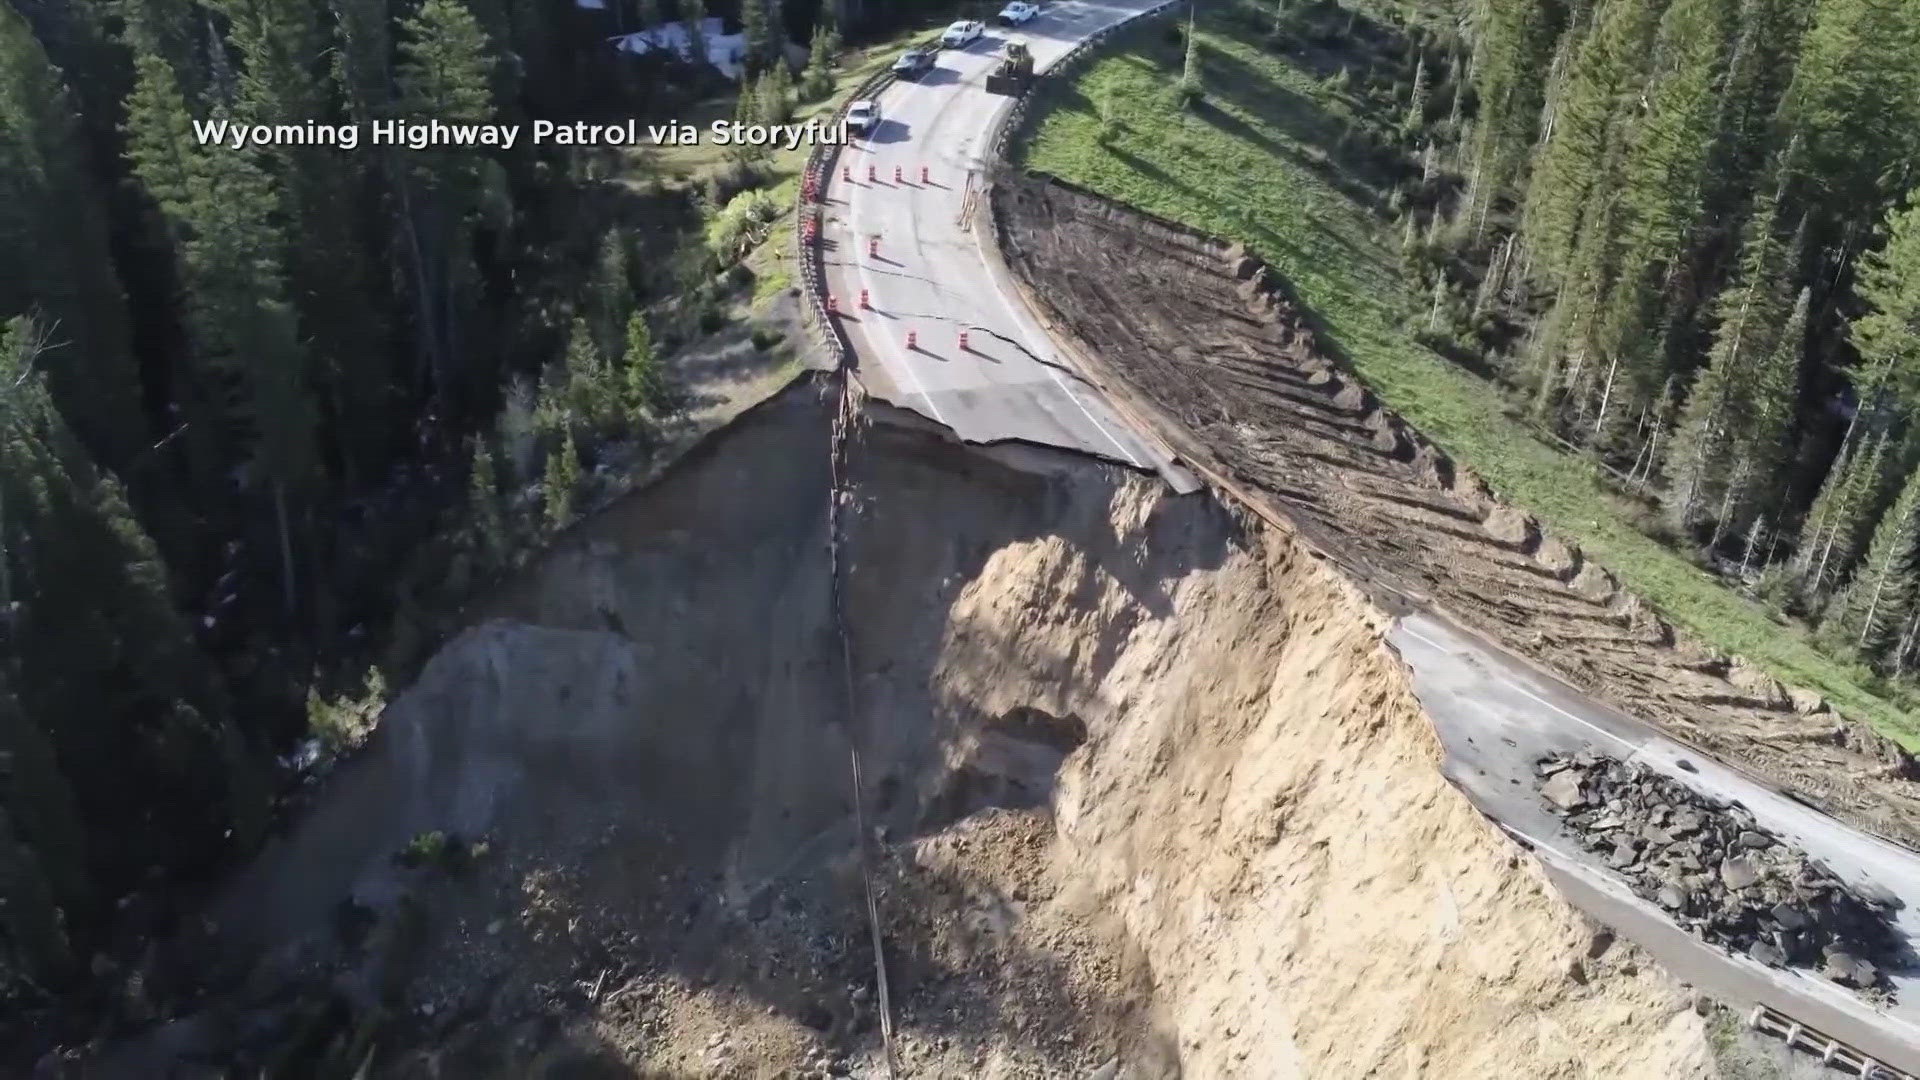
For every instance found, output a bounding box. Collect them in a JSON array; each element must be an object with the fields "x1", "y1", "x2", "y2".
[
  {"x1": 998, "y1": 2, "x2": 1040, "y2": 26},
  {"x1": 941, "y1": 19, "x2": 985, "y2": 48}
]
